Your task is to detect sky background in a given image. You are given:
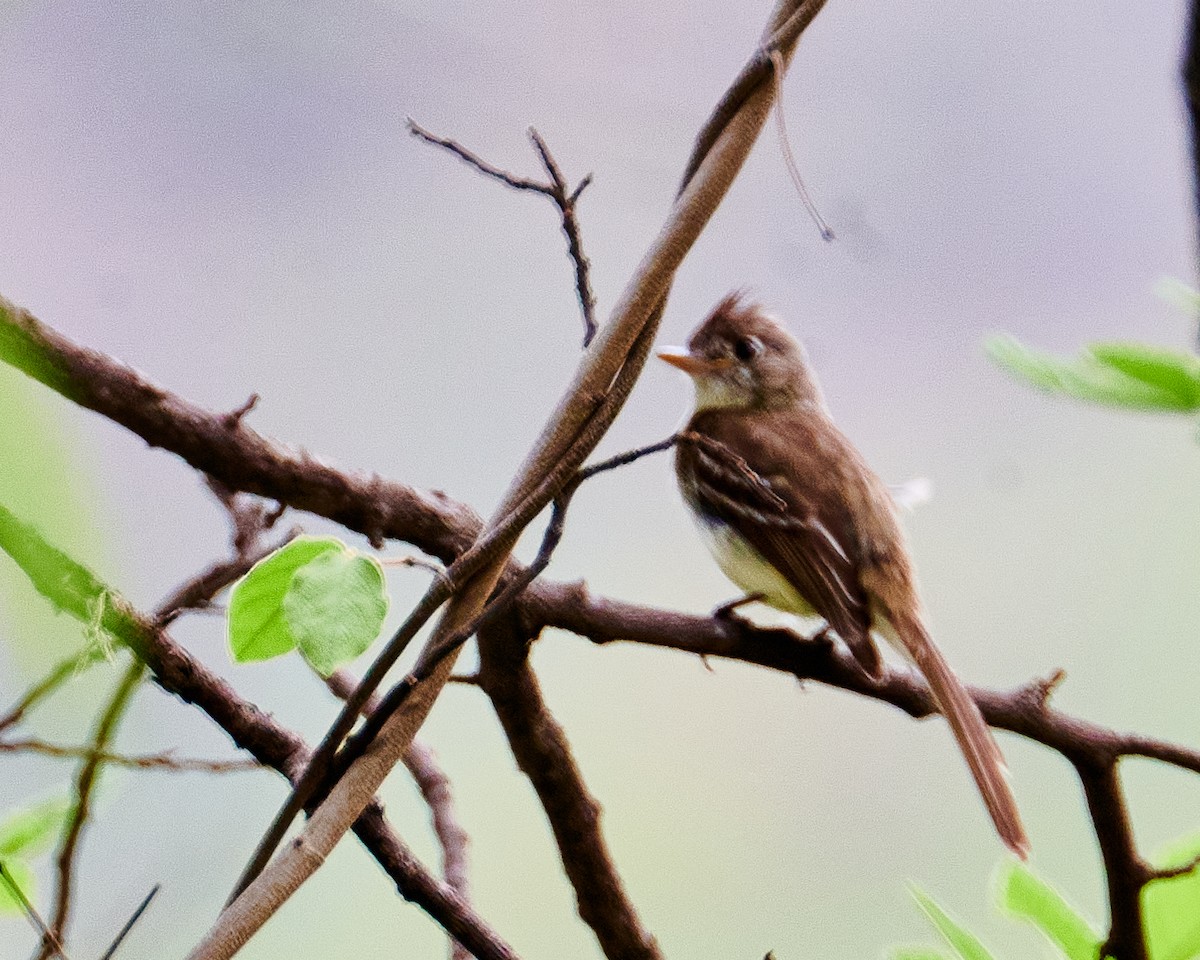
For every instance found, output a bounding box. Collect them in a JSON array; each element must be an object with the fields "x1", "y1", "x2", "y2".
[{"x1": 2, "y1": 1, "x2": 1199, "y2": 958}]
